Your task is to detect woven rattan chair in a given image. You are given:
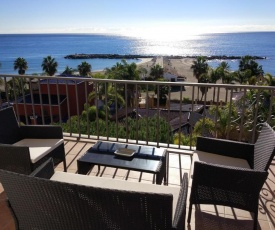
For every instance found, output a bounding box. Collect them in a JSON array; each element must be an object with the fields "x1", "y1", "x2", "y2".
[
  {"x1": 0, "y1": 158, "x2": 188, "y2": 230},
  {"x1": 188, "y1": 122, "x2": 275, "y2": 230},
  {"x1": 0, "y1": 106, "x2": 66, "y2": 174}
]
